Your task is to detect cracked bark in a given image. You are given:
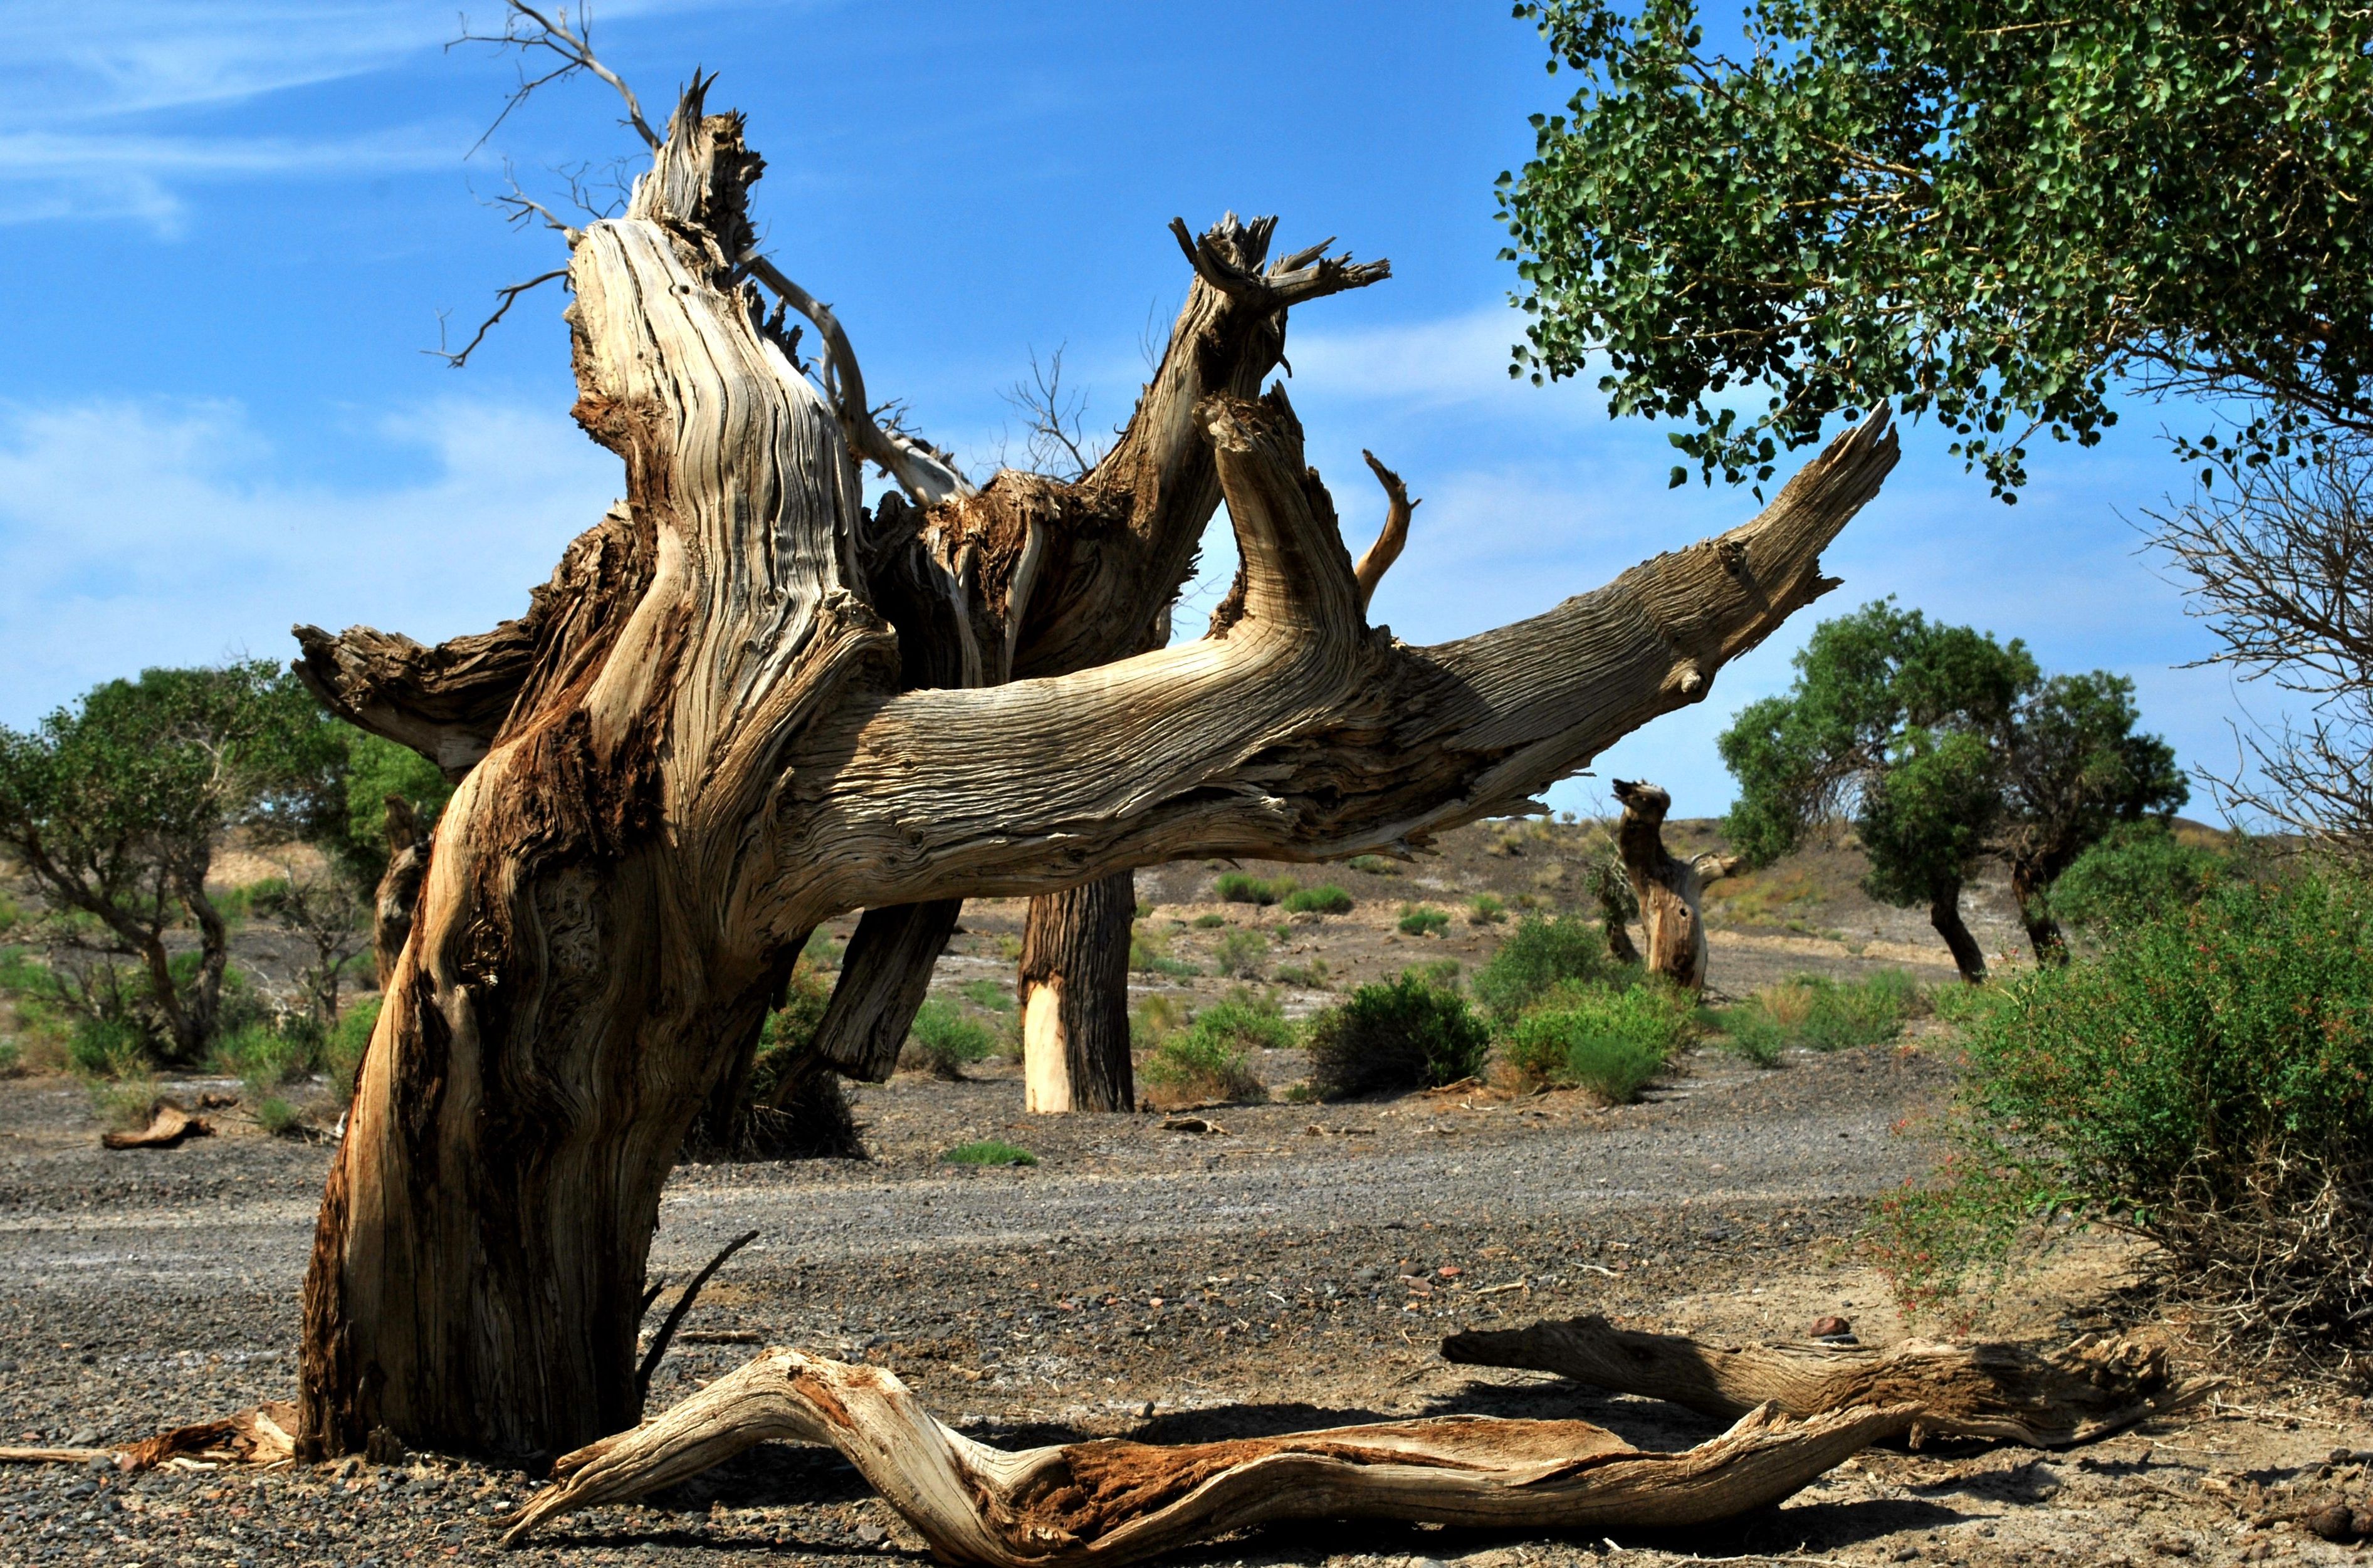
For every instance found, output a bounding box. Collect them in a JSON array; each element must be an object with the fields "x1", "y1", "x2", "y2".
[
  {"x1": 1612, "y1": 780, "x2": 1737, "y2": 991},
  {"x1": 291, "y1": 80, "x2": 1895, "y2": 1462}
]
